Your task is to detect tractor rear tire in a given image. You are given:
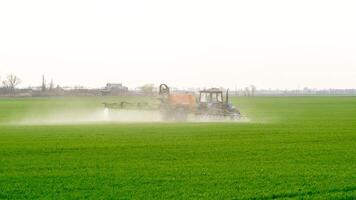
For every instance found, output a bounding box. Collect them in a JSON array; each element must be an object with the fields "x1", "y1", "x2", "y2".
[{"x1": 174, "y1": 107, "x2": 188, "y2": 121}]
